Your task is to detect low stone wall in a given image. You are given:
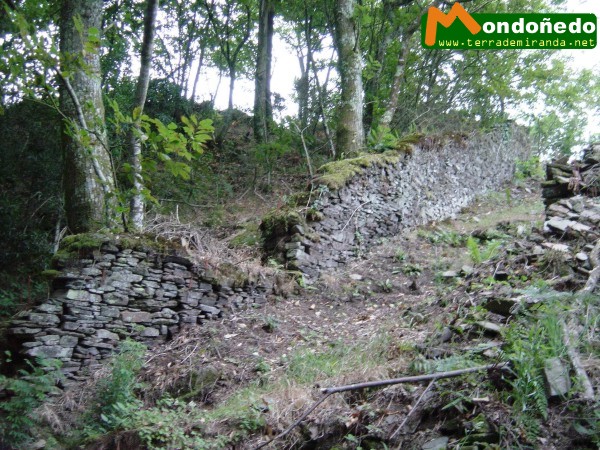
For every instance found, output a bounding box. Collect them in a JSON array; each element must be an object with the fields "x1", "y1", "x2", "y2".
[
  {"x1": 8, "y1": 235, "x2": 271, "y2": 381},
  {"x1": 262, "y1": 127, "x2": 530, "y2": 278}
]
